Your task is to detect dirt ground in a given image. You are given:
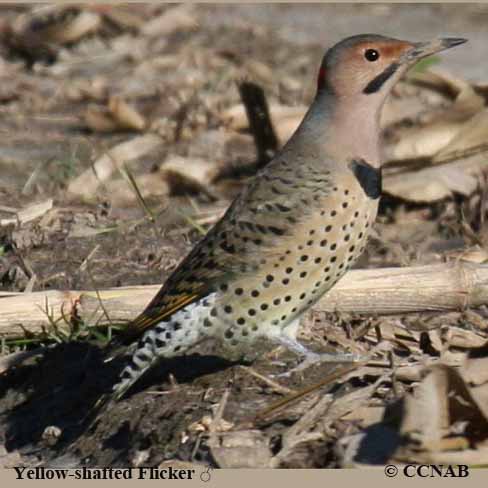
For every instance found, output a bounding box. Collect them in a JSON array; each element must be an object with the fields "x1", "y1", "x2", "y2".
[{"x1": 1, "y1": 4, "x2": 488, "y2": 469}]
